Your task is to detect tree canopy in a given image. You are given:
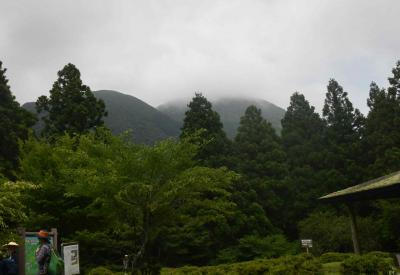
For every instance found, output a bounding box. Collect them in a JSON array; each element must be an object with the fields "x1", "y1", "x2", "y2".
[
  {"x1": 36, "y1": 63, "x2": 107, "y2": 138},
  {"x1": 0, "y1": 61, "x2": 36, "y2": 178}
]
